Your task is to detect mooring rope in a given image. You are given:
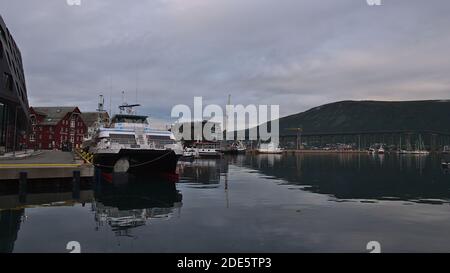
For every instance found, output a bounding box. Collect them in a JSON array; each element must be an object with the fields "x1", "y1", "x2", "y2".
[{"x1": 93, "y1": 151, "x2": 174, "y2": 169}]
